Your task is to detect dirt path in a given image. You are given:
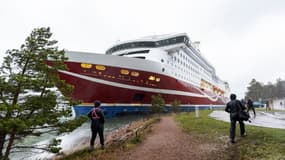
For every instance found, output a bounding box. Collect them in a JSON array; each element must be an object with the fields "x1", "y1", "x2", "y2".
[{"x1": 117, "y1": 115, "x2": 218, "y2": 160}]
